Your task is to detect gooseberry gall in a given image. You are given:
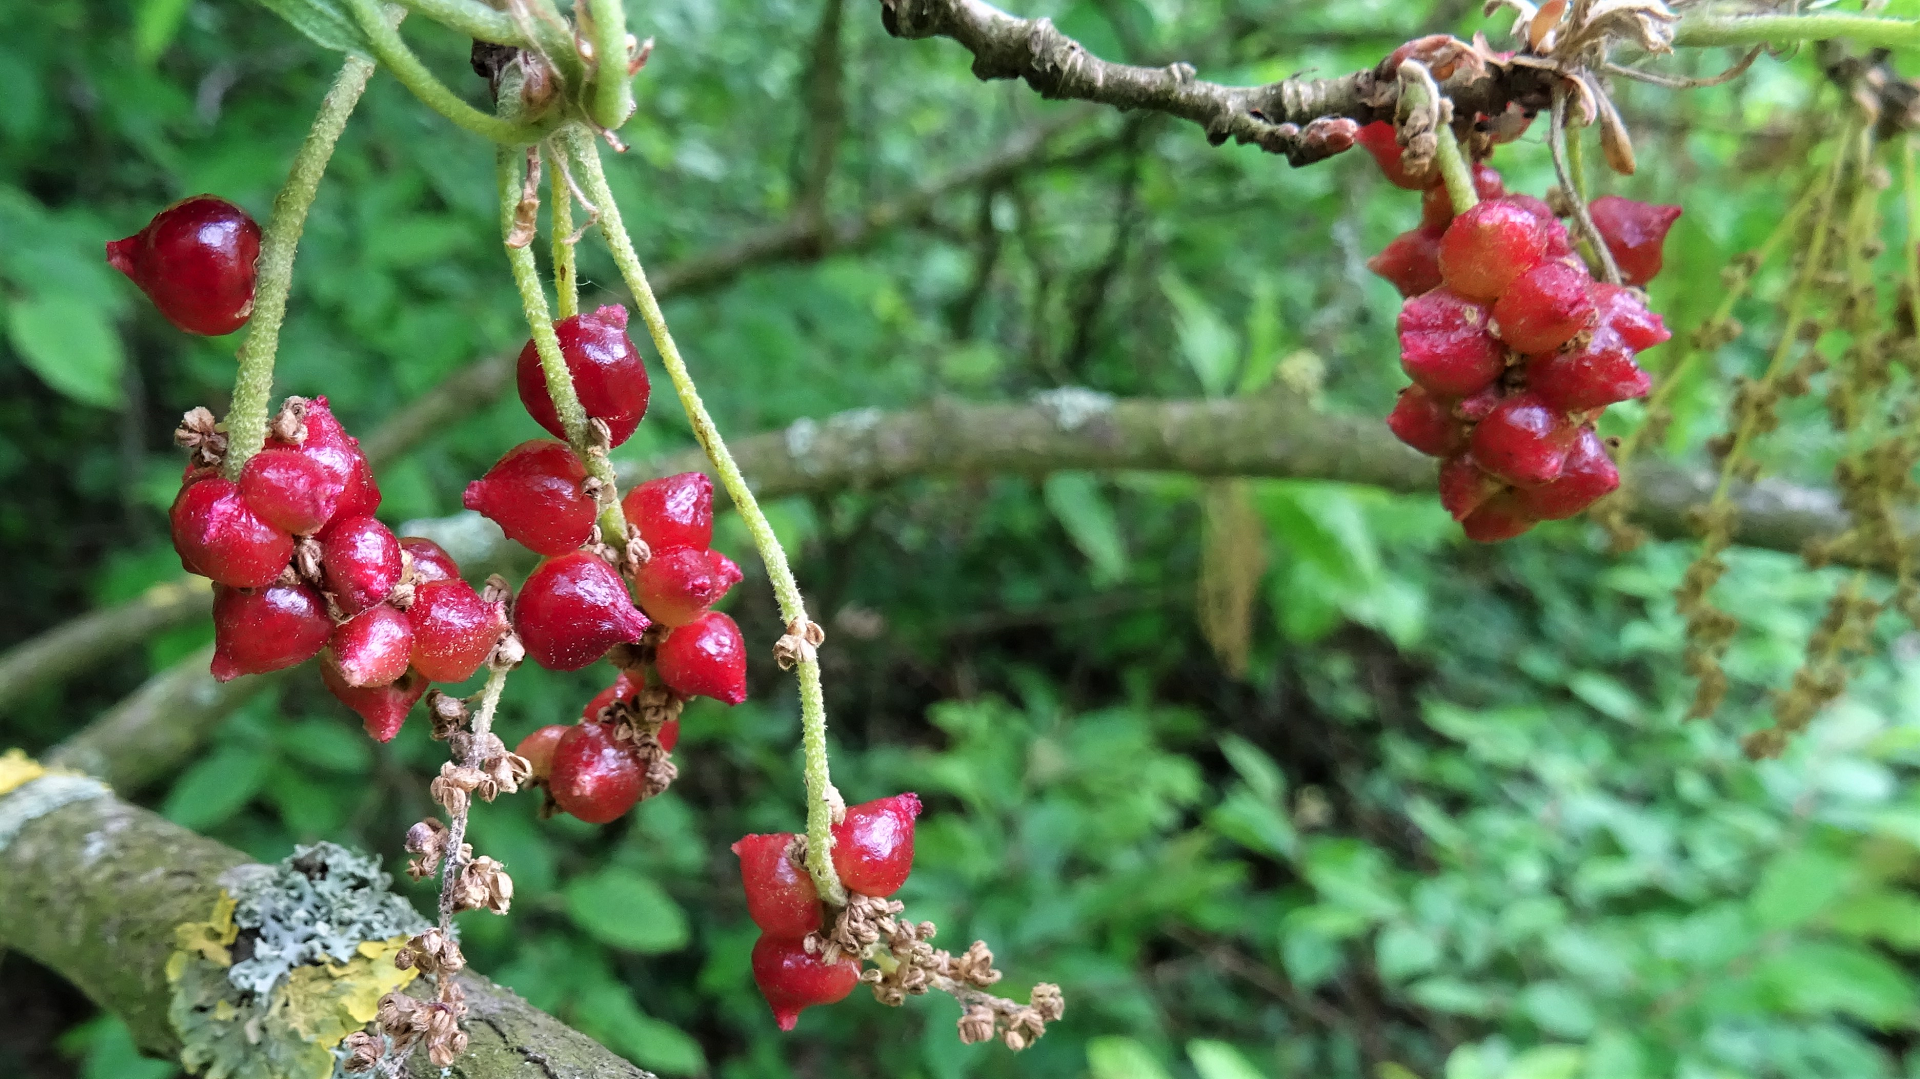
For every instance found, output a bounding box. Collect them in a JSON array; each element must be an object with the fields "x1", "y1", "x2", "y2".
[
  {"x1": 1523, "y1": 331, "x2": 1651, "y2": 414},
  {"x1": 1437, "y1": 454, "x2": 1503, "y2": 522},
  {"x1": 1354, "y1": 121, "x2": 1428, "y2": 190},
  {"x1": 323, "y1": 665, "x2": 427, "y2": 743},
  {"x1": 1398, "y1": 288, "x2": 1504, "y2": 398},
  {"x1": 732, "y1": 832, "x2": 824, "y2": 937},
  {"x1": 515, "y1": 724, "x2": 572, "y2": 780},
  {"x1": 1367, "y1": 226, "x2": 1445, "y2": 299},
  {"x1": 1497, "y1": 194, "x2": 1575, "y2": 258},
  {"x1": 328, "y1": 604, "x2": 414, "y2": 687},
  {"x1": 407, "y1": 579, "x2": 507, "y2": 683},
  {"x1": 1588, "y1": 196, "x2": 1682, "y2": 286},
  {"x1": 319, "y1": 515, "x2": 403, "y2": 615},
  {"x1": 1437, "y1": 199, "x2": 1548, "y2": 300},
  {"x1": 272, "y1": 397, "x2": 381, "y2": 523},
  {"x1": 1460, "y1": 490, "x2": 1539, "y2": 543},
  {"x1": 106, "y1": 195, "x2": 261, "y2": 336},
  {"x1": 711, "y1": 551, "x2": 744, "y2": 590},
  {"x1": 1468, "y1": 392, "x2": 1578, "y2": 488},
  {"x1": 516, "y1": 305, "x2": 652, "y2": 447},
  {"x1": 1514, "y1": 428, "x2": 1620, "y2": 520},
  {"x1": 830, "y1": 793, "x2": 922, "y2": 898},
  {"x1": 582, "y1": 670, "x2": 680, "y2": 751},
  {"x1": 633, "y1": 546, "x2": 725, "y2": 627},
  {"x1": 622, "y1": 471, "x2": 714, "y2": 551},
  {"x1": 655, "y1": 611, "x2": 747, "y2": 704},
  {"x1": 238, "y1": 448, "x2": 344, "y2": 535},
  {"x1": 1419, "y1": 163, "x2": 1506, "y2": 229},
  {"x1": 1591, "y1": 283, "x2": 1672, "y2": 352},
  {"x1": 514, "y1": 552, "x2": 652, "y2": 671},
  {"x1": 210, "y1": 583, "x2": 331, "y2": 682},
  {"x1": 1491, "y1": 260, "x2": 1596, "y2": 354},
  {"x1": 547, "y1": 720, "x2": 643, "y2": 822},
  {"x1": 399, "y1": 536, "x2": 462, "y2": 584},
  {"x1": 1386, "y1": 386, "x2": 1468, "y2": 458},
  {"x1": 170, "y1": 475, "x2": 294, "y2": 589},
  {"x1": 463, "y1": 440, "x2": 599, "y2": 557},
  {"x1": 750, "y1": 934, "x2": 860, "y2": 1032}
]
